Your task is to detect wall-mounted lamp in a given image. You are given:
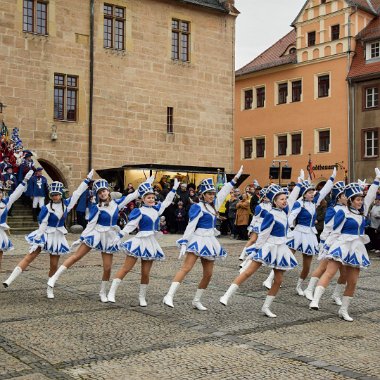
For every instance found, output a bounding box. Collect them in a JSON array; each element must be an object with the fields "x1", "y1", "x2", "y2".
[
  {"x1": 0, "y1": 102, "x2": 6, "y2": 113},
  {"x1": 51, "y1": 124, "x2": 57, "y2": 141}
]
